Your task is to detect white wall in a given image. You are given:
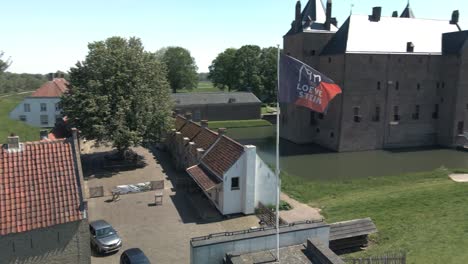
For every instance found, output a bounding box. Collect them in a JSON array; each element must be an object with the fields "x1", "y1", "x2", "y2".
[
  {"x1": 9, "y1": 97, "x2": 62, "y2": 127},
  {"x1": 222, "y1": 156, "x2": 244, "y2": 215},
  {"x1": 254, "y1": 154, "x2": 277, "y2": 207}
]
